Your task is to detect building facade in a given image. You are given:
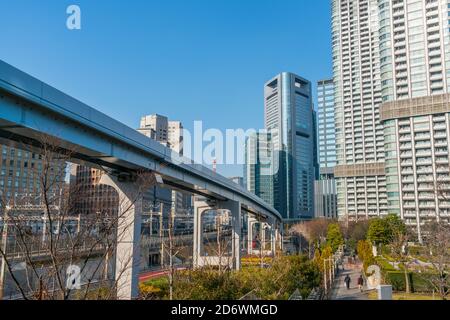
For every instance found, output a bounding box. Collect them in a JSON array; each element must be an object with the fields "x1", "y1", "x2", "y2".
[
  {"x1": 138, "y1": 114, "x2": 191, "y2": 215},
  {"x1": 264, "y1": 72, "x2": 316, "y2": 221},
  {"x1": 0, "y1": 145, "x2": 66, "y2": 206},
  {"x1": 318, "y1": 79, "x2": 338, "y2": 170},
  {"x1": 377, "y1": 0, "x2": 450, "y2": 233},
  {"x1": 332, "y1": 0, "x2": 388, "y2": 220},
  {"x1": 315, "y1": 79, "x2": 338, "y2": 218},
  {"x1": 244, "y1": 132, "x2": 275, "y2": 207},
  {"x1": 72, "y1": 165, "x2": 119, "y2": 216},
  {"x1": 138, "y1": 114, "x2": 169, "y2": 145},
  {"x1": 332, "y1": 0, "x2": 450, "y2": 232}
]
